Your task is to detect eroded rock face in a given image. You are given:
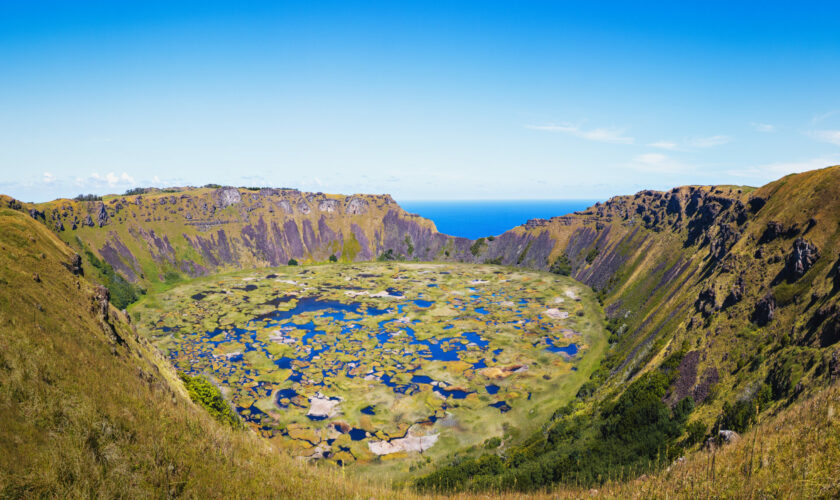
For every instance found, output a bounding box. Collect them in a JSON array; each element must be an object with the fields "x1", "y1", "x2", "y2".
[
  {"x1": 723, "y1": 274, "x2": 746, "y2": 309},
  {"x1": 63, "y1": 253, "x2": 83, "y2": 276},
  {"x1": 752, "y1": 294, "x2": 776, "y2": 326},
  {"x1": 93, "y1": 285, "x2": 110, "y2": 320},
  {"x1": 695, "y1": 288, "x2": 718, "y2": 317},
  {"x1": 318, "y1": 199, "x2": 339, "y2": 213},
  {"x1": 276, "y1": 200, "x2": 293, "y2": 214},
  {"x1": 345, "y1": 196, "x2": 369, "y2": 215},
  {"x1": 760, "y1": 220, "x2": 798, "y2": 243},
  {"x1": 95, "y1": 203, "x2": 109, "y2": 227},
  {"x1": 785, "y1": 238, "x2": 819, "y2": 280},
  {"x1": 297, "y1": 201, "x2": 311, "y2": 215},
  {"x1": 214, "y1": 187, "x2": 241, "y2": 208}
]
